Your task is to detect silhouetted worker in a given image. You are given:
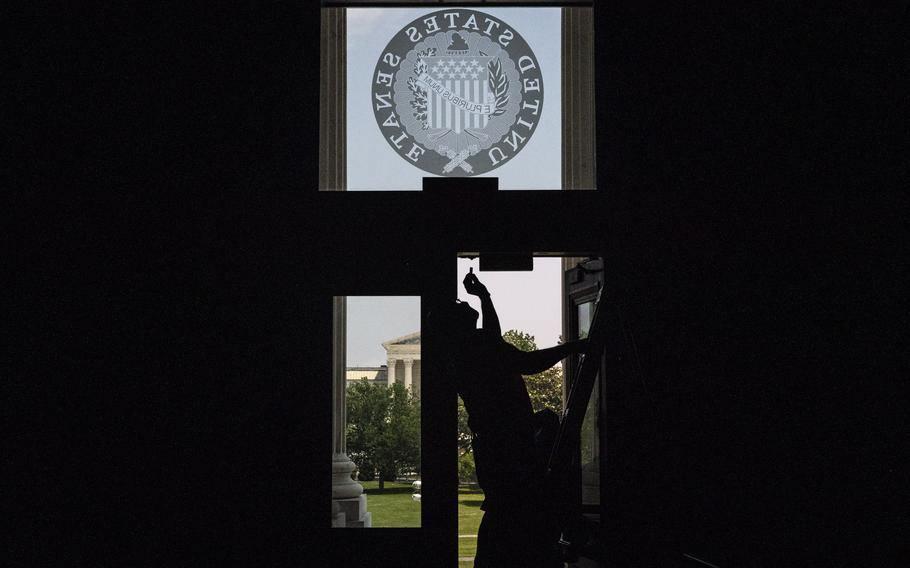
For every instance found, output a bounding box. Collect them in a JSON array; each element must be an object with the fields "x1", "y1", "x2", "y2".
[{"x1": 434, "y1": 271, "x2": 587, "y2": 568}]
